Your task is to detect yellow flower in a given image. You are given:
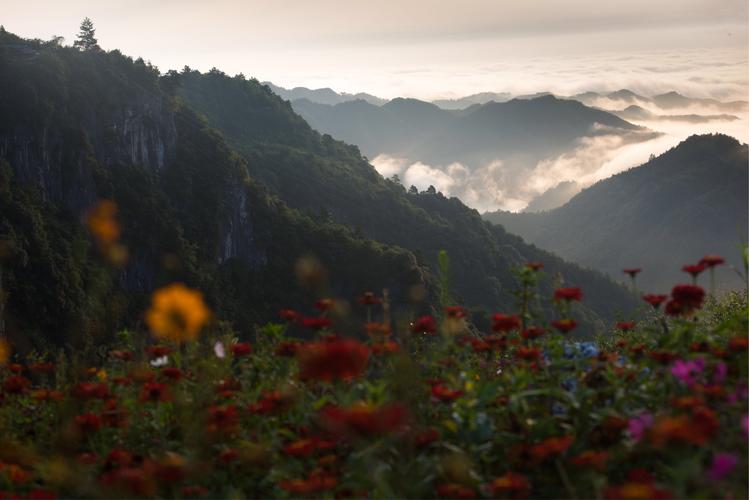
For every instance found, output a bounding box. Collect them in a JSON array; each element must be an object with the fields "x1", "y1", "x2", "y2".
[
  {"x1": 145, "y1": 283, "x2": 210, "y2": 343},
  {"x1": 0, "y1": 338, "x2": 10, "y2": 365}
]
